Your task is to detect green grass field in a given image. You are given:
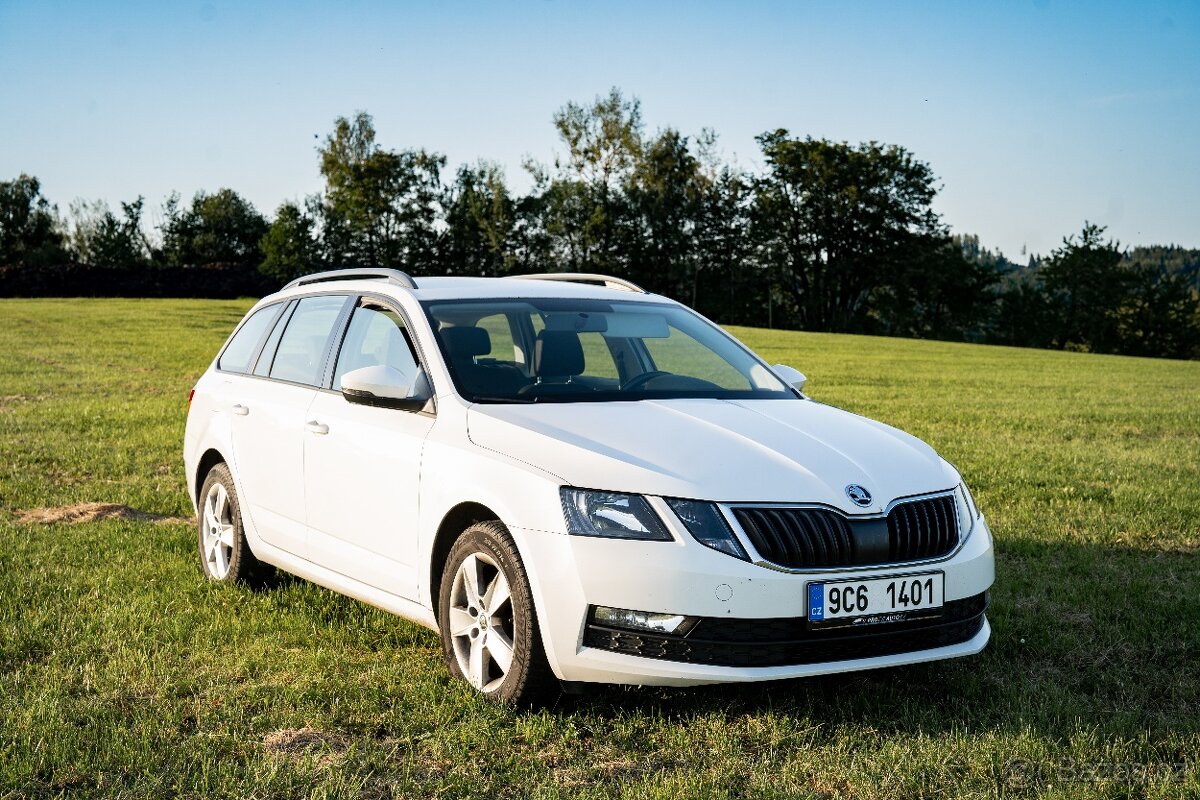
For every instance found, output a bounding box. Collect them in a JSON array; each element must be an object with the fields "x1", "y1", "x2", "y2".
[{"x1": 1, "y1": 298, "x2": 1197, "y2": 799}]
